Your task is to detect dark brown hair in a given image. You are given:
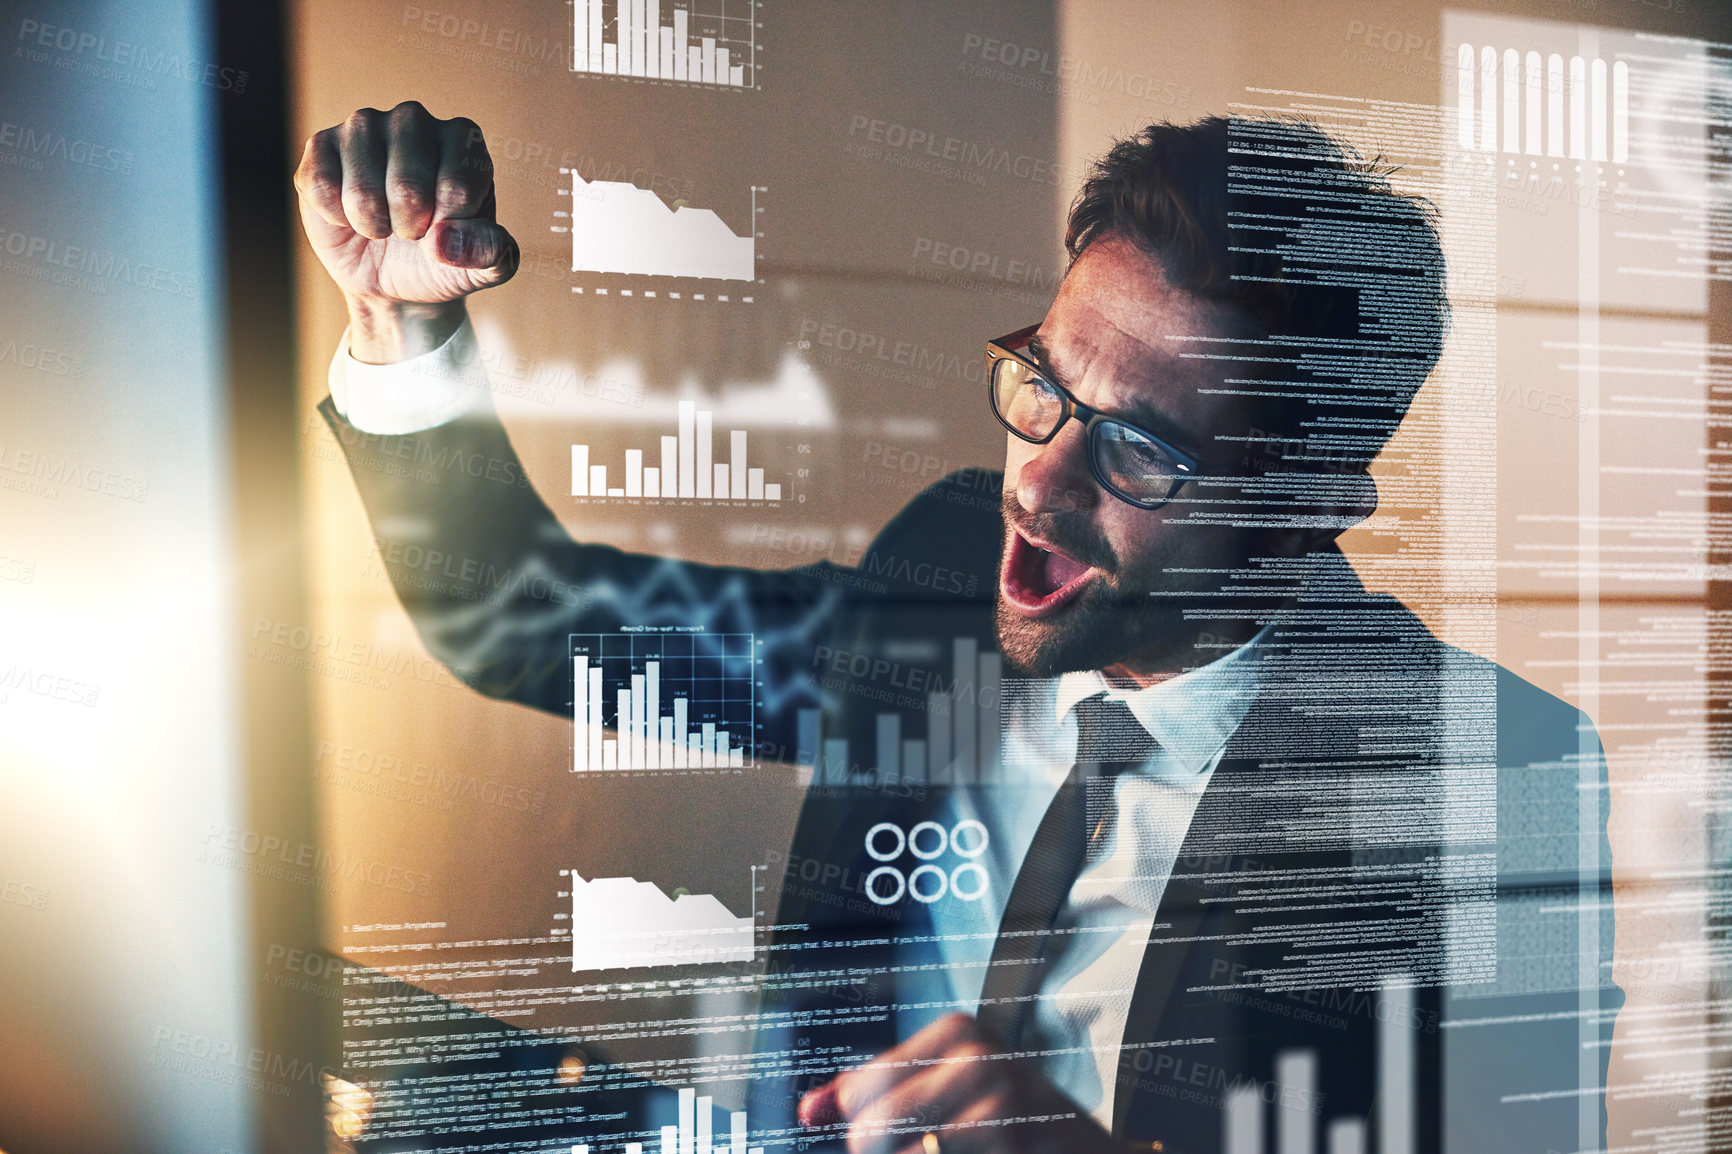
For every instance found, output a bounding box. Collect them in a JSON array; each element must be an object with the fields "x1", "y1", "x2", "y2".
[{"x1": 1066, "y1": 116, "x2": 1448, "y2": 454}]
